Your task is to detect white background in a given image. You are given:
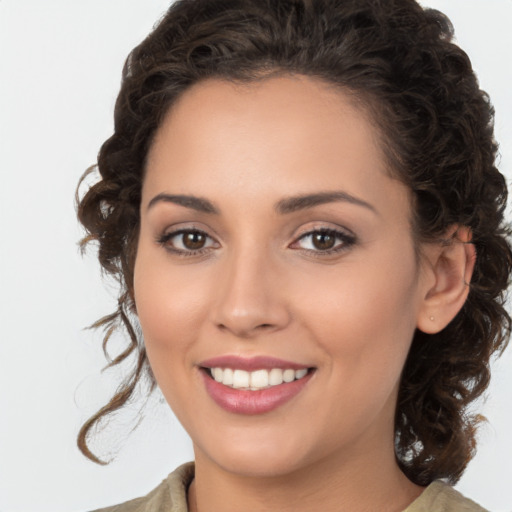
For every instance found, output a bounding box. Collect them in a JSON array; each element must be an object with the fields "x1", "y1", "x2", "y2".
[{"x1": 0, "y1": 1, "x2": 511, "y2": 511}]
